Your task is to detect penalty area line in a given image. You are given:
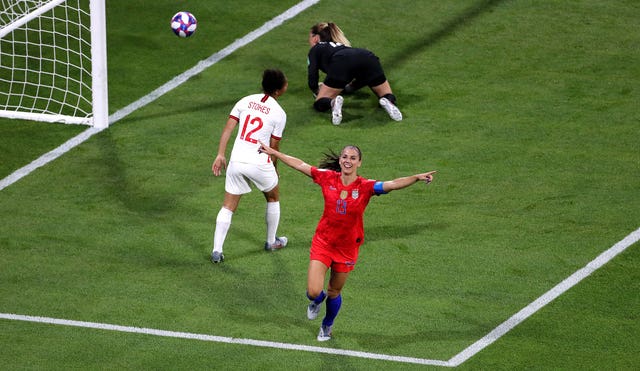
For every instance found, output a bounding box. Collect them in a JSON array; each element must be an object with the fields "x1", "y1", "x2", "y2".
[
  {"x1": 1, "y1": 232, "x2": 637, "y2": 367},
  {"x1": 447, "y1": 226, "x2": 640, "y2": 367},
  {"x1": 0, "y1": 0, "x2": 320, "y2": 192},
  {"x1": 0, "y1": 313, "x2": 450, "y2": 367}
]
